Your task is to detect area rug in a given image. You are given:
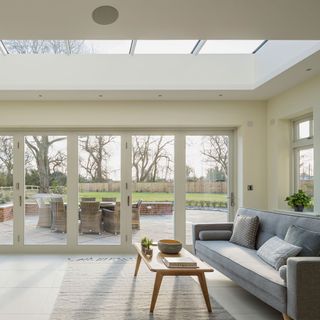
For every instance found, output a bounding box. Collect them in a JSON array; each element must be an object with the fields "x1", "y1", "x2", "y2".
[{"x1": 50, "y1": 257, "x2": 234, "y2": 320}]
